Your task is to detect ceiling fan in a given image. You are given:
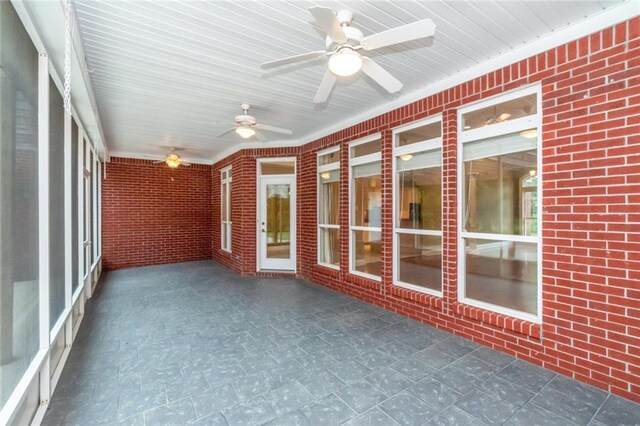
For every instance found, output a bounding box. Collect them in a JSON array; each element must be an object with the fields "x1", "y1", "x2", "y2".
[
  {"x1": 261, "y1": 7, "x2": 436, "y2": 103},
  {"x1": 153, "y1": 148, "x2": 191, "y2": 168},
  {"x1": 216, "y1": 104, "x2": 293, "y2": 140}
]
